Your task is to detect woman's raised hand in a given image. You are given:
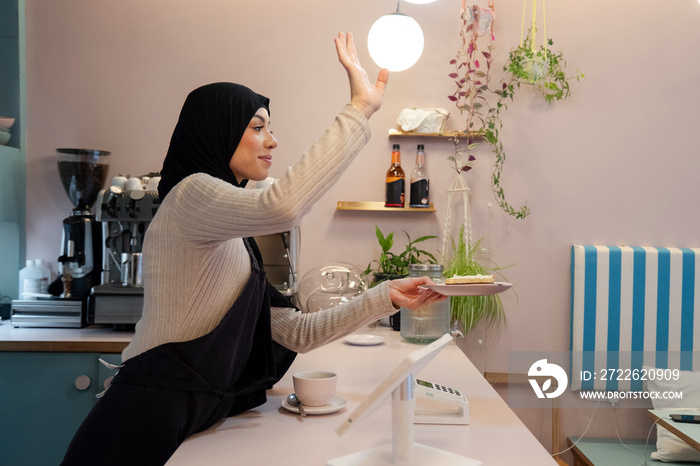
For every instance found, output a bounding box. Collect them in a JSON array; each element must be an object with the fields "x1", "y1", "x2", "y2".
[{"x1": 335, "y1": 32, "x2": 389, "y2": 119}]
